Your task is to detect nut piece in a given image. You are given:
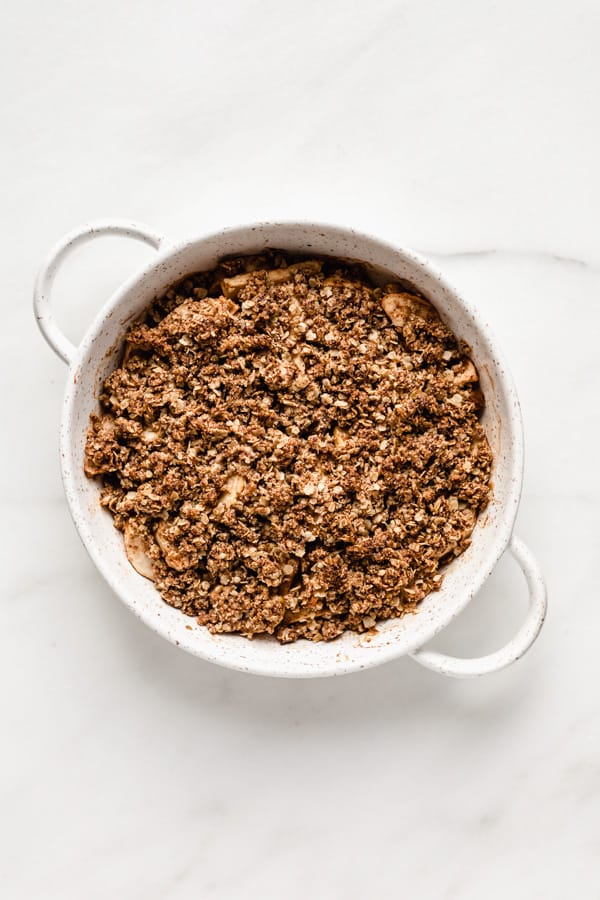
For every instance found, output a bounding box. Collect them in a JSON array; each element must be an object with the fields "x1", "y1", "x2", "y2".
[
  {"x1": 217, "y1": 474, "x2": 247, "y2": 508},
  {"x1": 123, "y1": 523, "x2": 154, "y2": 580},
  {"x1": 381, "y1": 292, "x2": 439, "y2": 327}
]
